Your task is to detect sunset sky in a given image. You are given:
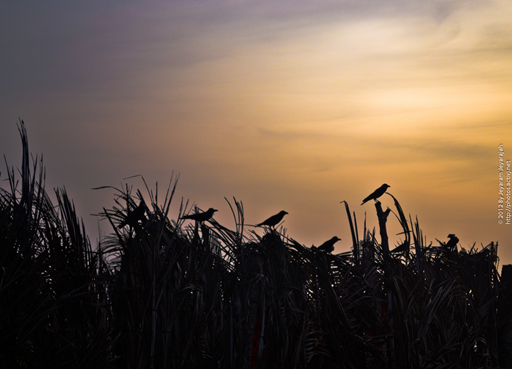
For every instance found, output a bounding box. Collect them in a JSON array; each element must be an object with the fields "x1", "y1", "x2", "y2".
[{"x1": 1, "y1": 1, "x2": 512, "y2": 265}]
